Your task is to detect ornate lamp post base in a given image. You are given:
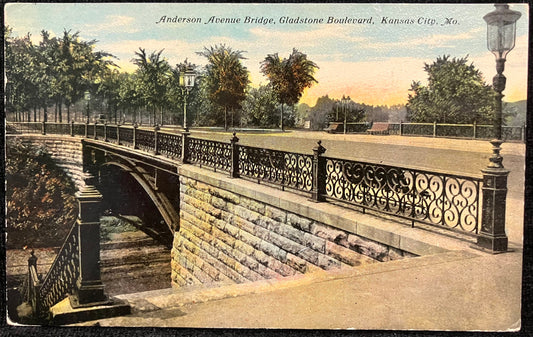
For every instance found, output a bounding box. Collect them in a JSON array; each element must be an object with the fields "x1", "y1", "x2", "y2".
[{"x1": 477, "y1": 157, "x2": 510, "y2": 253}]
